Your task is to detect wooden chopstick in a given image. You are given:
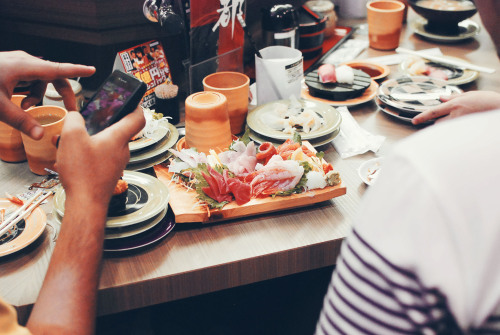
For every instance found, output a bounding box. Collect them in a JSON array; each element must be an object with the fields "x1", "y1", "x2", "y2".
[
  {"x1": 0, "y1": 190, "x2": 43, "y2": 231},
  {"x1": 0, "y1": 191, "x2": 51, "y2": 237}
]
